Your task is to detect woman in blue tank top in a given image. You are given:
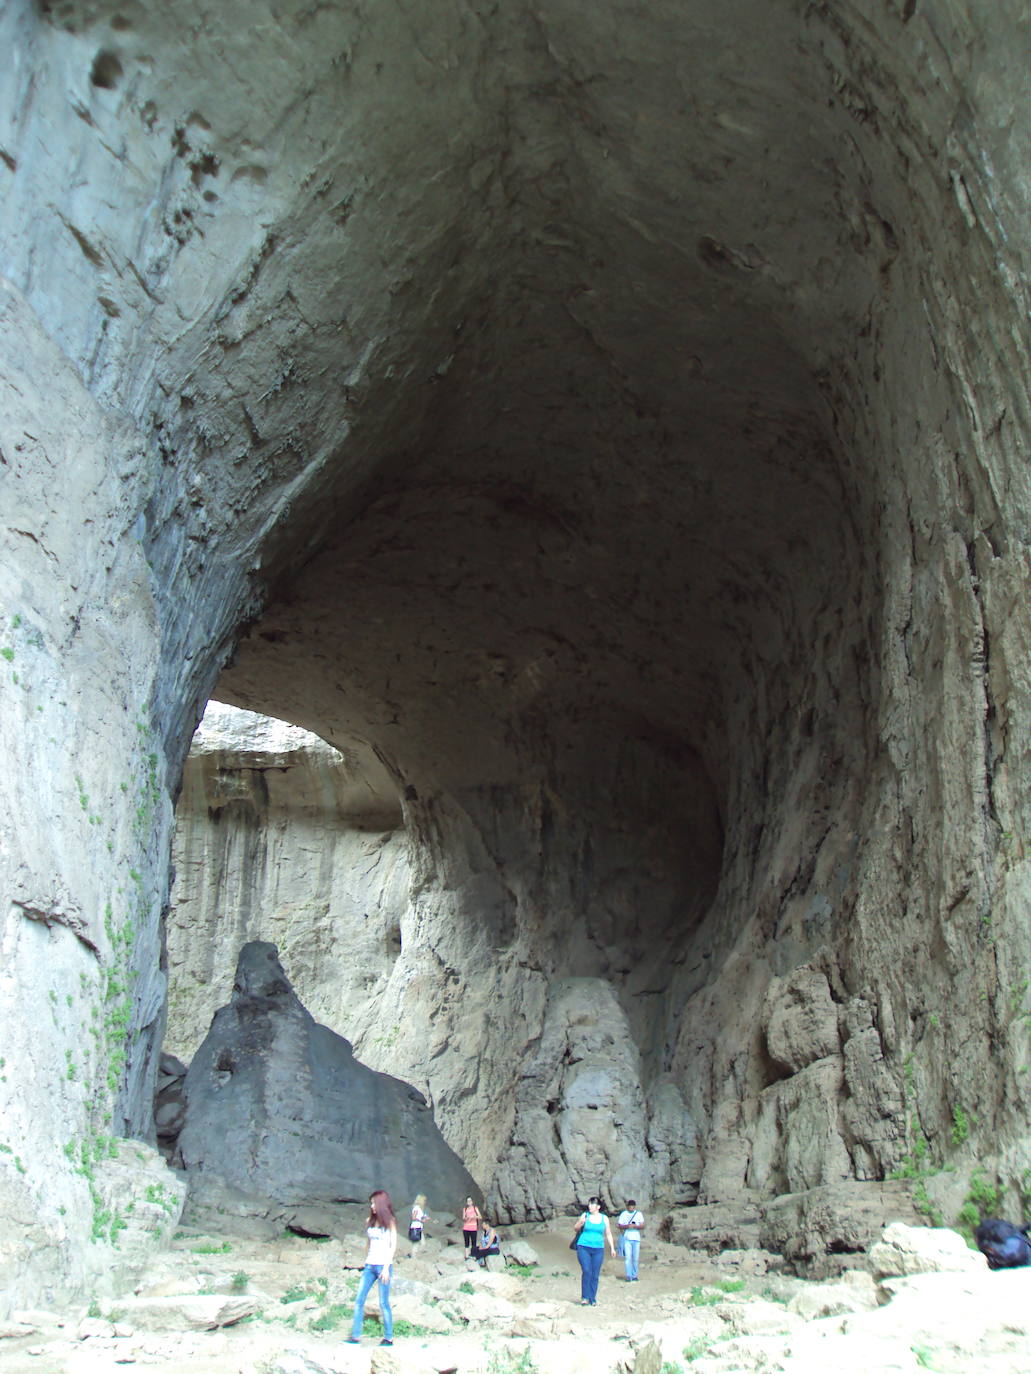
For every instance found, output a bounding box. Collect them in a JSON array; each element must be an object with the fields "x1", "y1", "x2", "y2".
[{"x1": 572, "y1": 1196, "x2": 617, "y2": 1305}]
